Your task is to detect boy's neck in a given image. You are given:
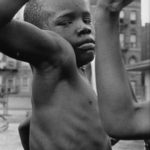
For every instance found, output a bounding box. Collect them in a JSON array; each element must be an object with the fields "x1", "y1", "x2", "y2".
[
  {"x1": 80, "y1": 65, "x2": 86, "y2": 72},
  {"x1": 79, "y1": 65, "x2": 89, "y2": 79}
]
